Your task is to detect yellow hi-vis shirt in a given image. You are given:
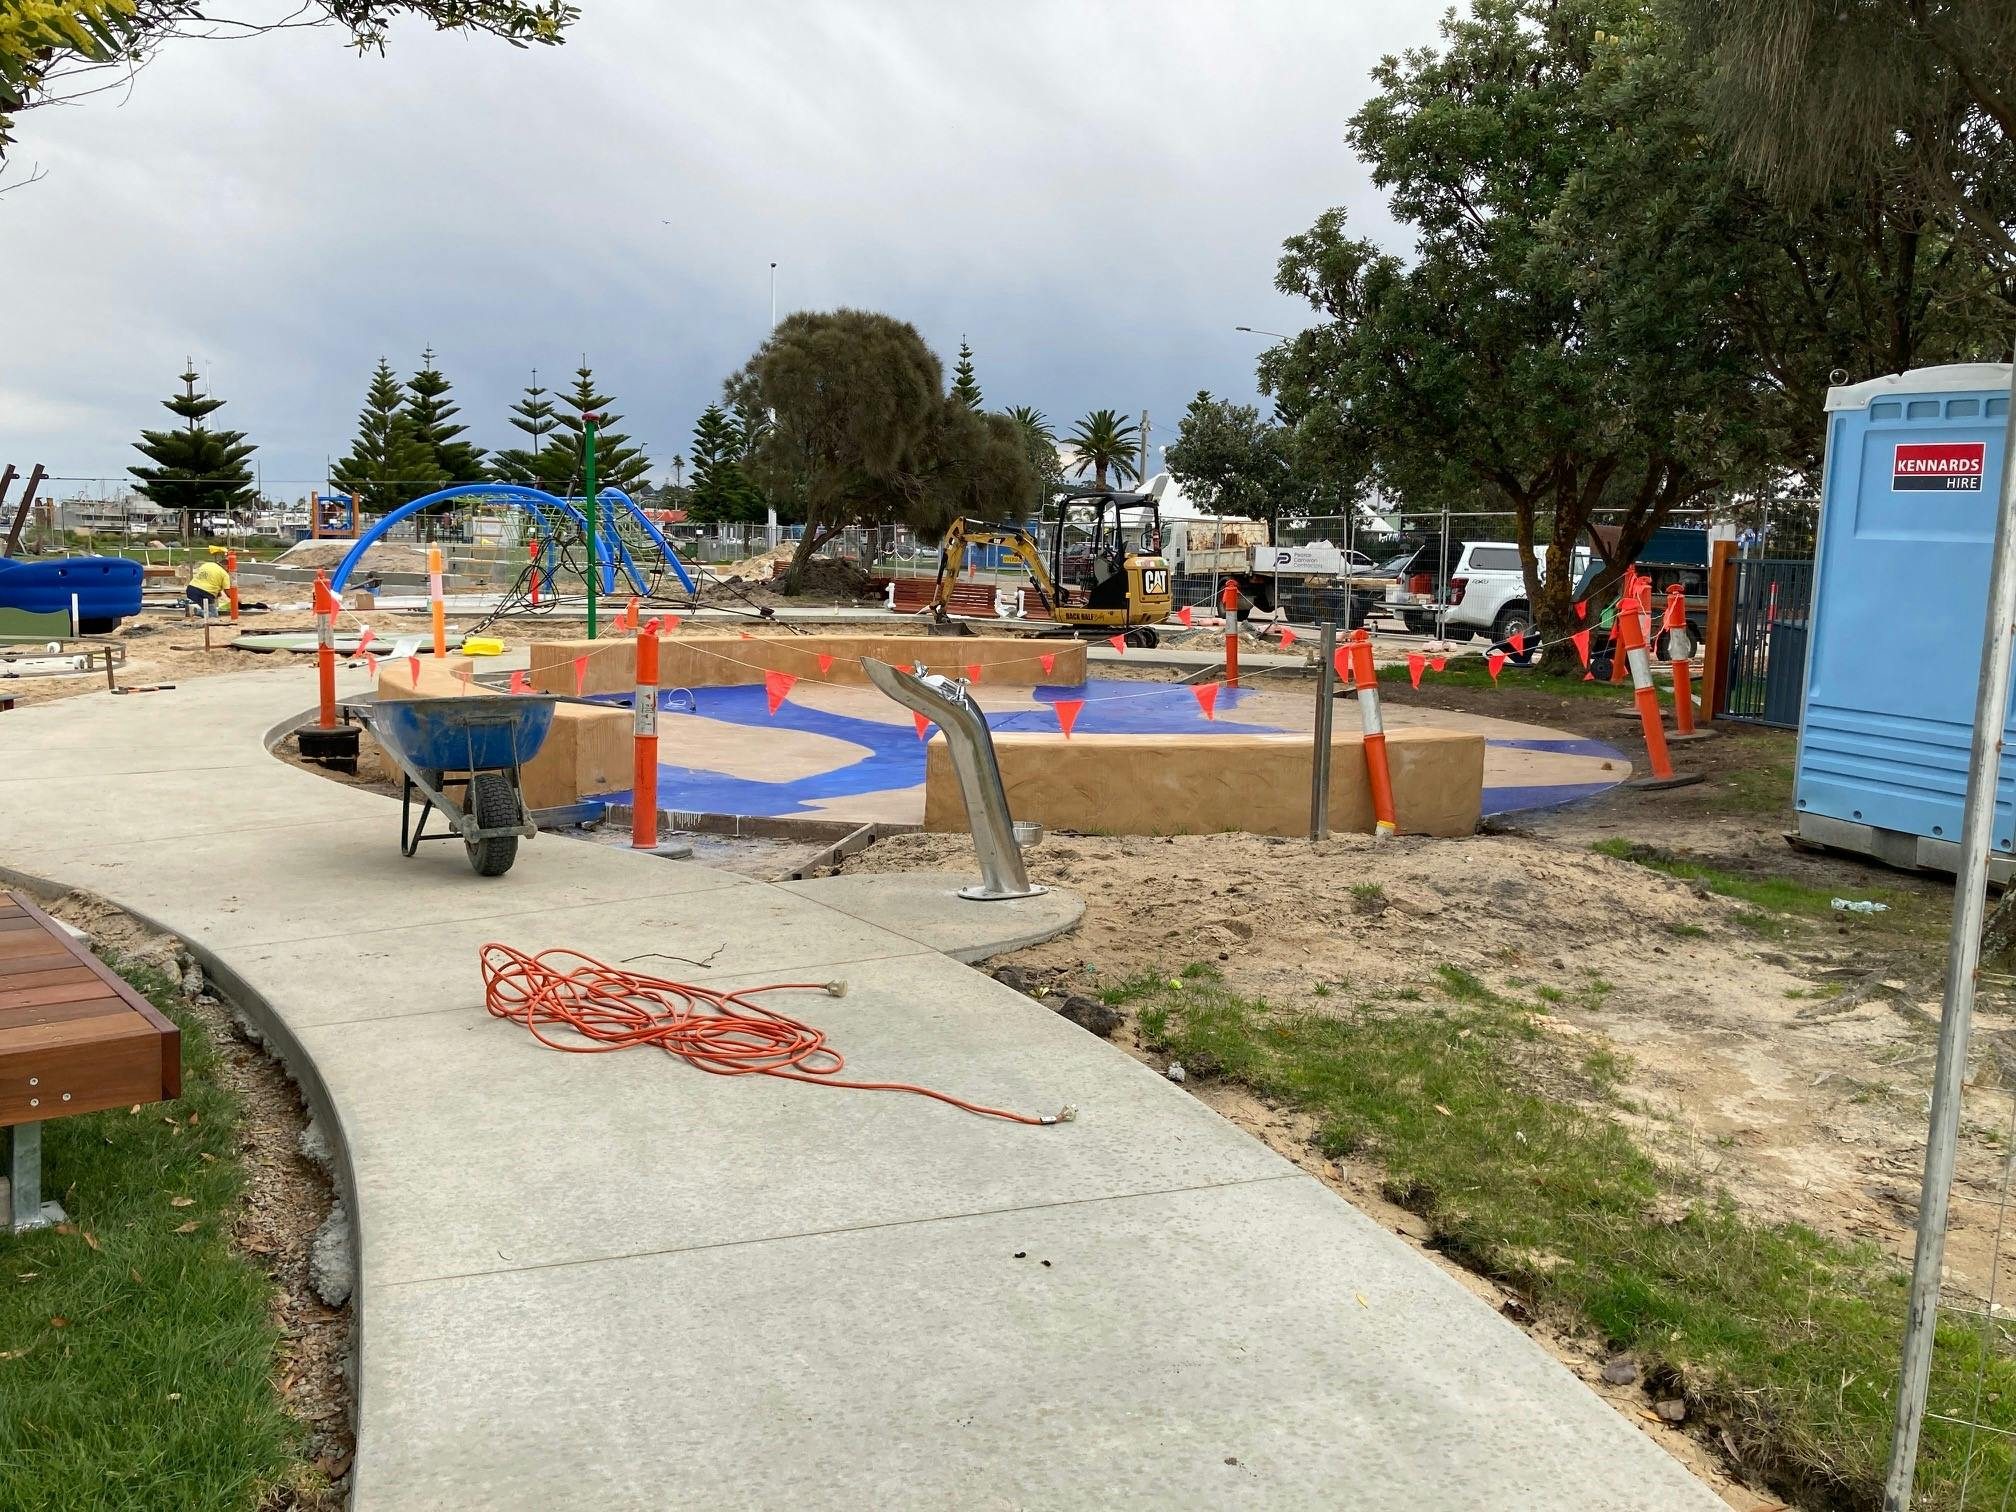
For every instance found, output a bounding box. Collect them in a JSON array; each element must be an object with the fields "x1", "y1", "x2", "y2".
[{"x1": 190, "y1": 561, "x2": 231, "y2": 596}]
